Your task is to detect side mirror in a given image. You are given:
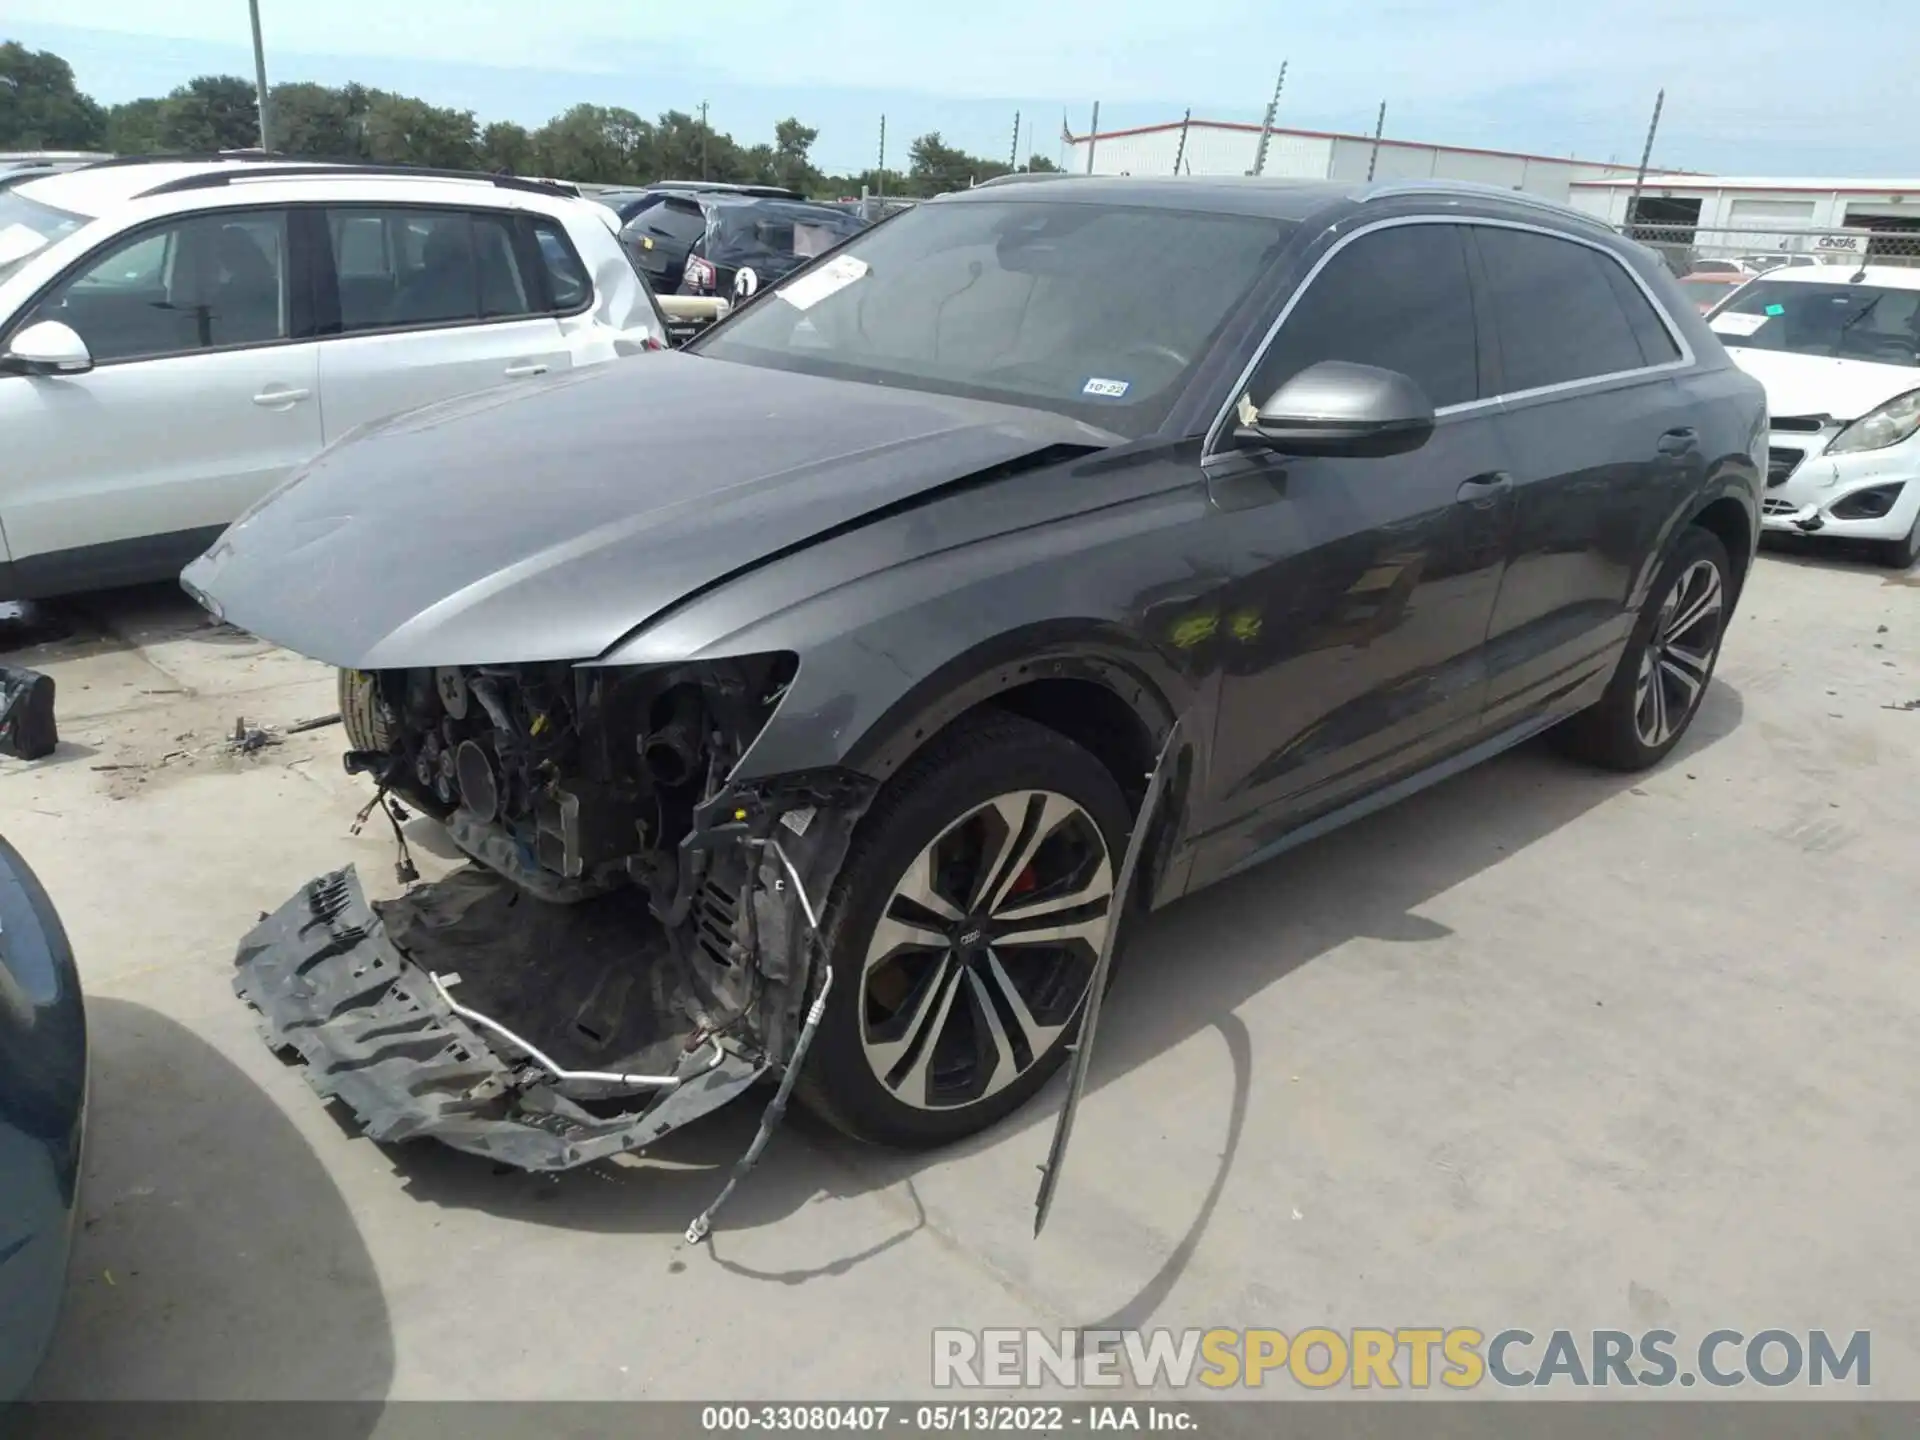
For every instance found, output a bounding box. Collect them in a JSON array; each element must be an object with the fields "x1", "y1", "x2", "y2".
[
  {"x1": 1, "y1": 320, "x2": 92, "y2": 377},
  {"x1": 1232, "y1": 360, "x2": 1435, "y2": 459}
]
